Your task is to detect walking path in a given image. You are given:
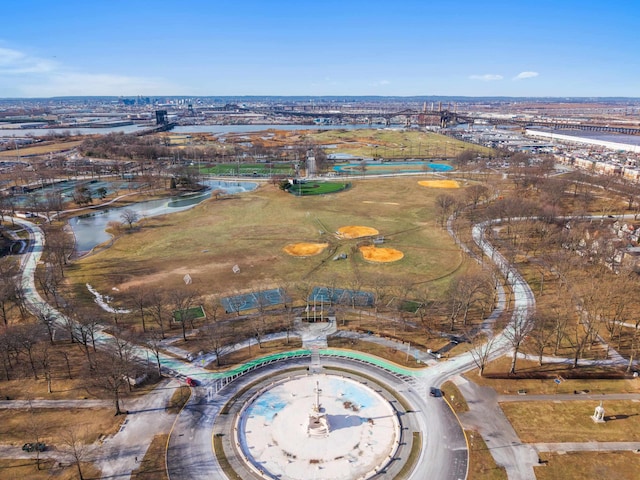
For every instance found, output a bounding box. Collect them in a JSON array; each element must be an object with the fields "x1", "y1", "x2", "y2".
[{"x1": 9, "y1": 207, "x2": 640, "y2": 480}]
